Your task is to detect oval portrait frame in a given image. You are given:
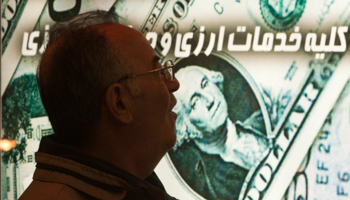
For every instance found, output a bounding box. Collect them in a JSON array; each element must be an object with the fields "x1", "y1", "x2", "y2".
[
  {"x1": 260, "y1": 0, "x2": 306, "y2": 31},
  {"x1": 165, "y1": 51, "x2": 272, "y2": 199}
]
